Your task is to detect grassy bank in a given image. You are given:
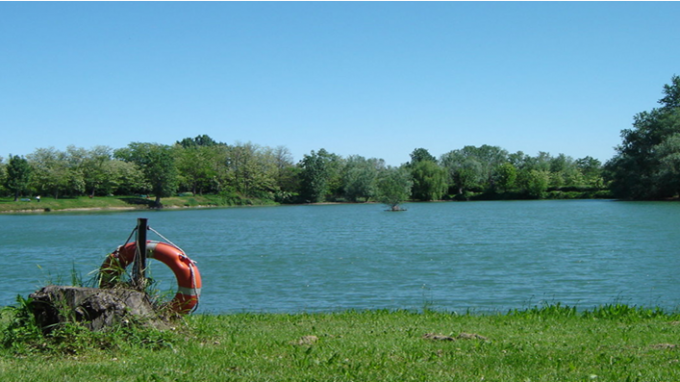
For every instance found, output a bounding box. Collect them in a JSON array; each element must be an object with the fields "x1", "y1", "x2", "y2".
[
  {"x1": 2, "y1": 305, "x2": 680, "y2": 381},
  {"x1": 0, "y1": 194, "x2": 267, "y2": 213}
]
